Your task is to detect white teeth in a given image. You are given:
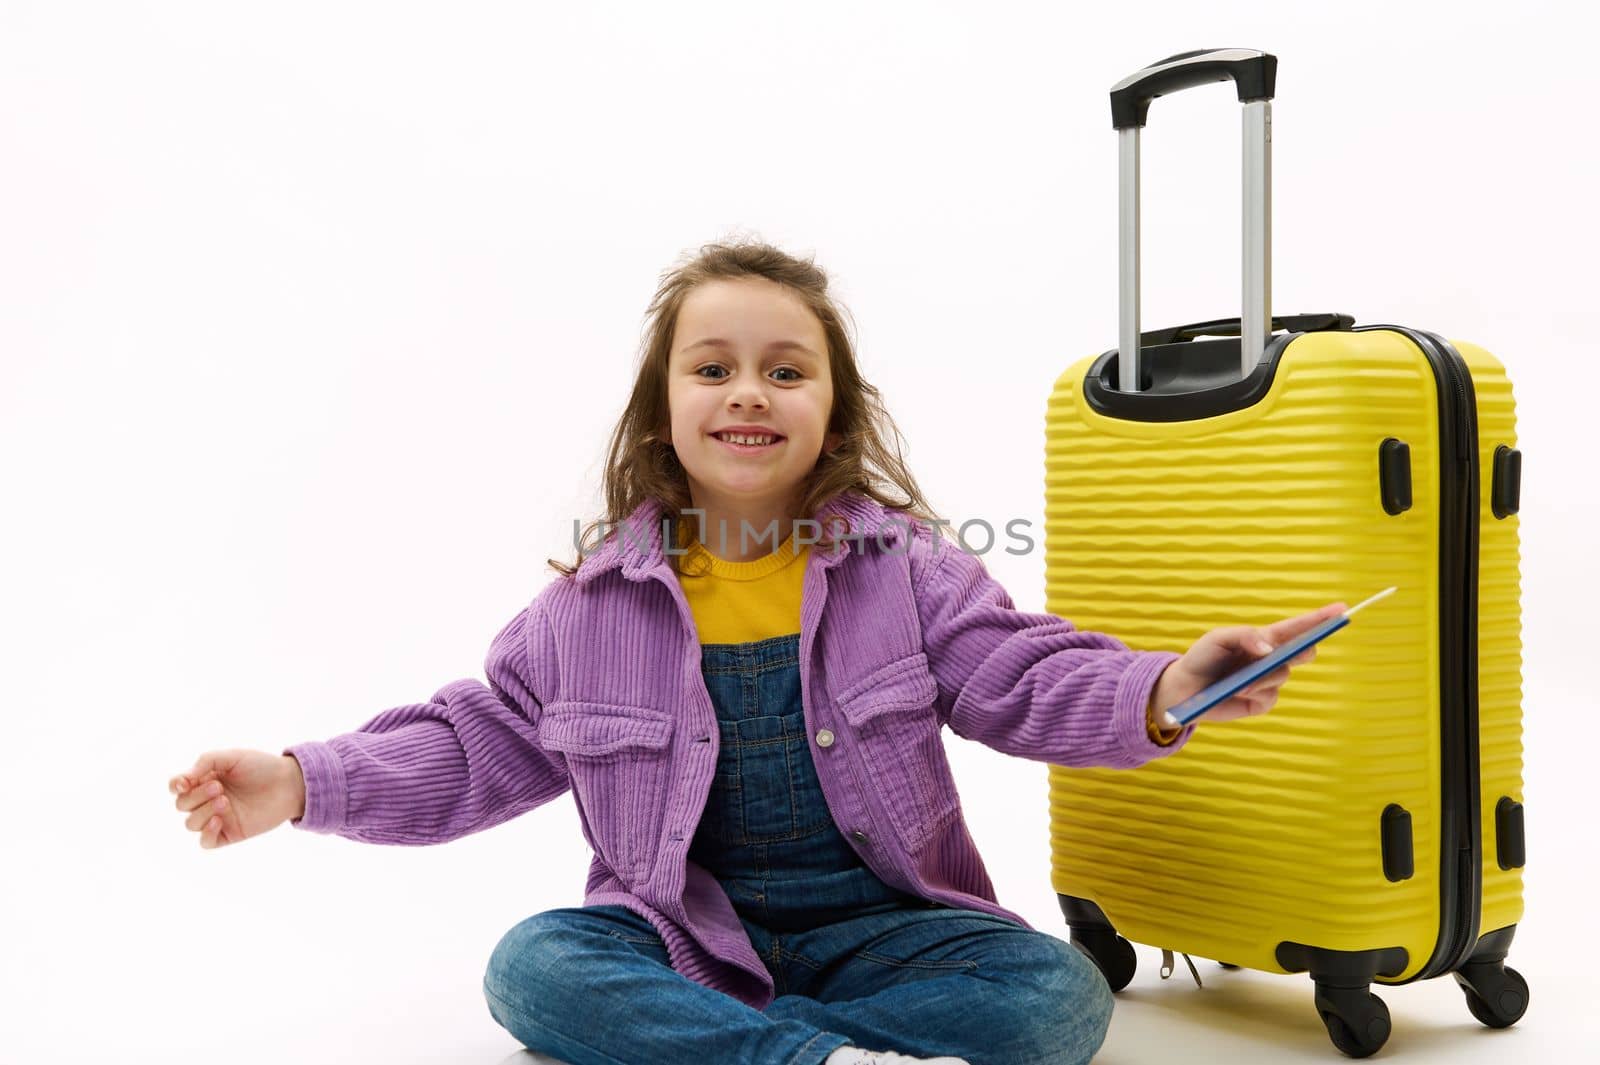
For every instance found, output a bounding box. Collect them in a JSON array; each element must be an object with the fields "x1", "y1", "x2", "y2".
[{"x1": 718, "y1": 432, "x2": 777, "y2": 445}]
